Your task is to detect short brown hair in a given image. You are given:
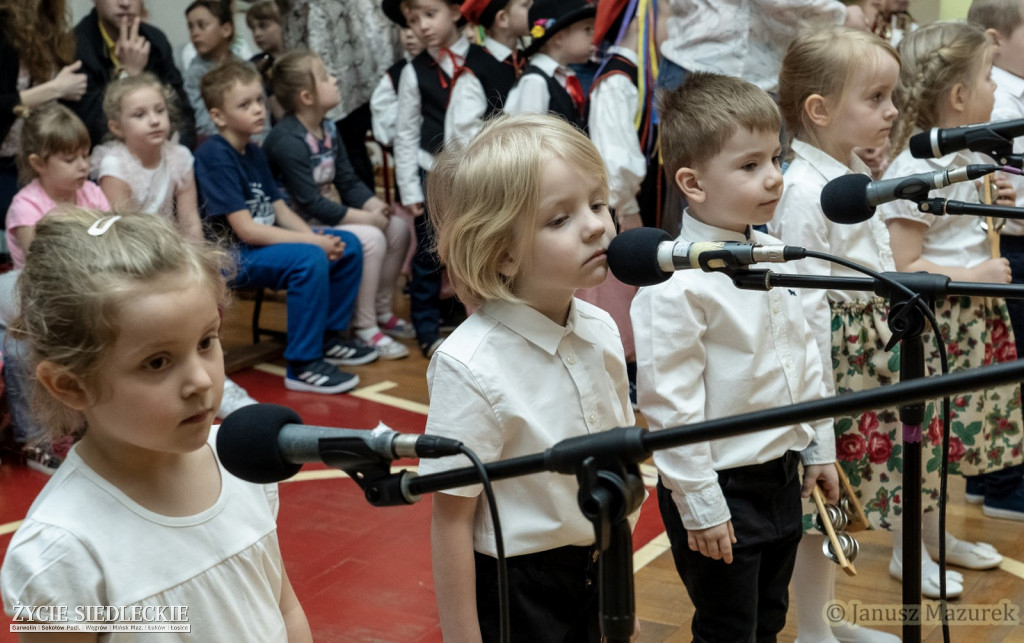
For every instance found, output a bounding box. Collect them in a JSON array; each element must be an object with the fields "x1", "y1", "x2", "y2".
[
  {"x1": 658, "y1": 71, "x2": 781, "y2": 176},
  {"x1": 246, "y1": 0, "x2": 280, "y2": 26},
  {"x1": 200, "y1": 59, "x2": 262, "y2": 111},
  {"x1": 427, "y1": 114, "x2": 607, "y2": 308},
  {"x1": 968, "y1": 0, "x2": 1024, "y2": 36}
]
